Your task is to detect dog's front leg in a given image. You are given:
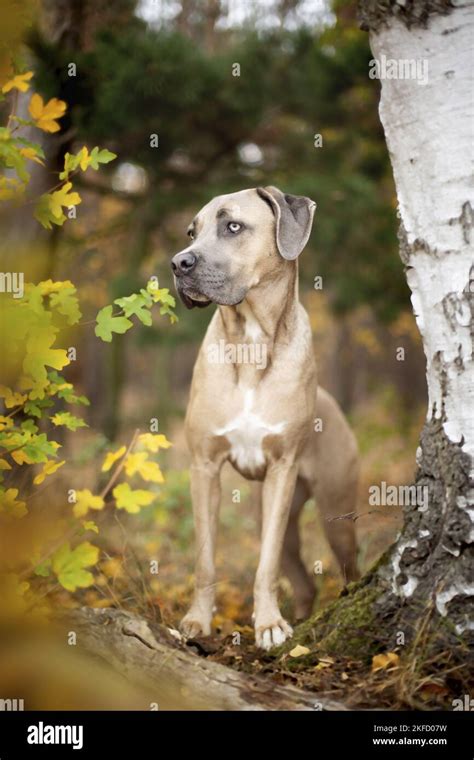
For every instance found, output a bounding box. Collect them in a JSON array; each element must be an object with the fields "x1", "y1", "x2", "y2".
[
  {"x1": 254, "y1": 459, "x2": 298, "y2": 650},
  {"x1": 180, "y1": 459, "x2": 222, "y2": 638}
]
